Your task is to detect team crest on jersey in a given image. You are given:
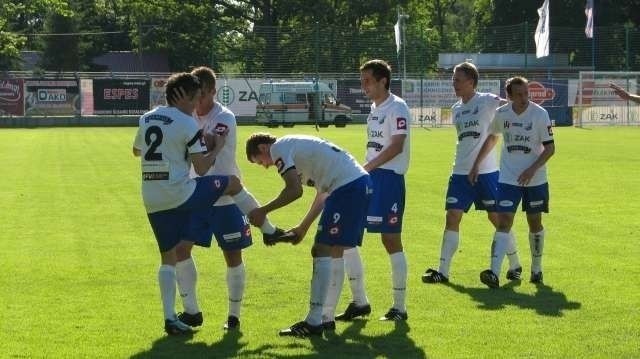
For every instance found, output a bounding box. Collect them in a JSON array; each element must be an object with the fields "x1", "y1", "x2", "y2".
[
  {"x1": 275, "y1": 158, "x2": 284, "y2": 172},
  {"x1": 524, "y1": 122, "x2": 533, "y2": 131},
  {"x1": 396, "y1": 117, "x2": 407, "y2": 130},
  {"x1": 388, "y1": 214, "x2": 399, "y2": 225},
  {"x1": 472, "y1": 106, "x2": 479, "y2": 115},
  {"x1": 547, "y1": 125, "x2": 553, "y2": 136},
  {"x1": 214, "y1": 123, "x2": 228, "y2": 134}
]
